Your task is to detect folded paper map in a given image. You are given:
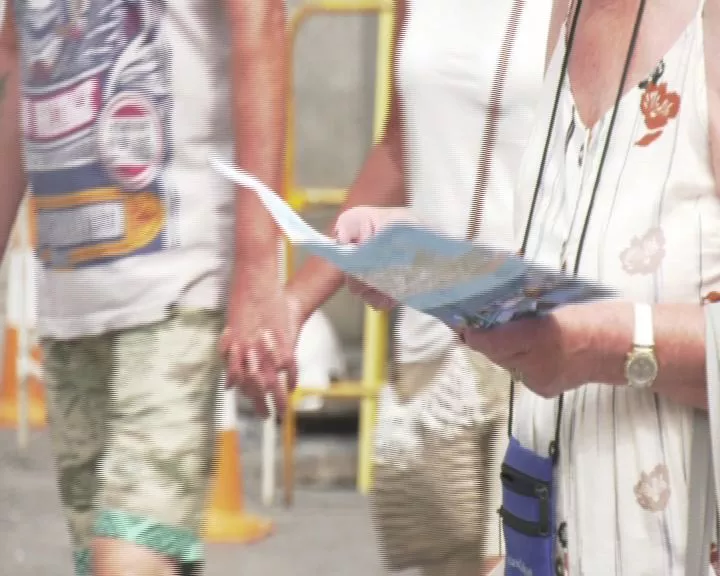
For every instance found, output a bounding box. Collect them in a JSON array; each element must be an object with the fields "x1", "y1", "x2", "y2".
[{"x1": 211, "y1": 157, "x2": 617, "y2": 329}]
